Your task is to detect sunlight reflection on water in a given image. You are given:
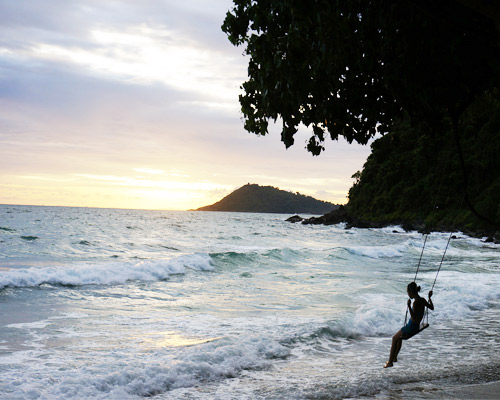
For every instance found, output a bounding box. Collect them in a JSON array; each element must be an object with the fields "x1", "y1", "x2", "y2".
[{"x1": 138, "y1": 331, "x2": 220, "y2": 349}]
